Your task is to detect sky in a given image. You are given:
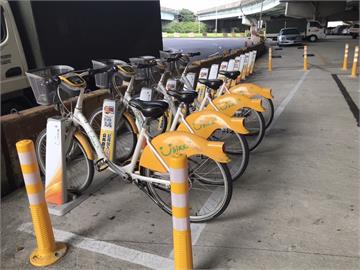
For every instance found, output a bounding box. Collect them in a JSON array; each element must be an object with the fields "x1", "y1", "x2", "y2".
[{"x1": 160, "y1": 0, "x2": 237, "y2": 13}]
